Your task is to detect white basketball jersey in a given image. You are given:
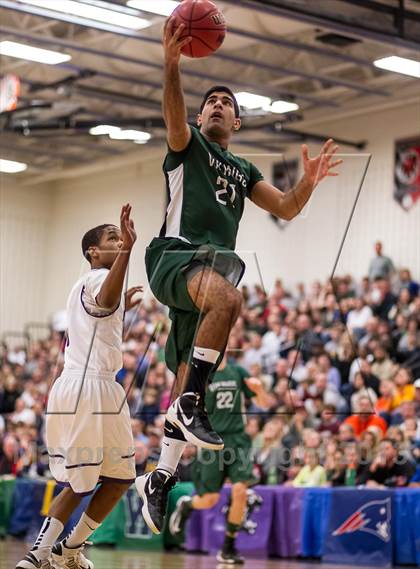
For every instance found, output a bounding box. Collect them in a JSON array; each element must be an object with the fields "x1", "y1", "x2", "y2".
[{"x1": 63, "y1": 268, "x2": 124, "y2": 375}]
